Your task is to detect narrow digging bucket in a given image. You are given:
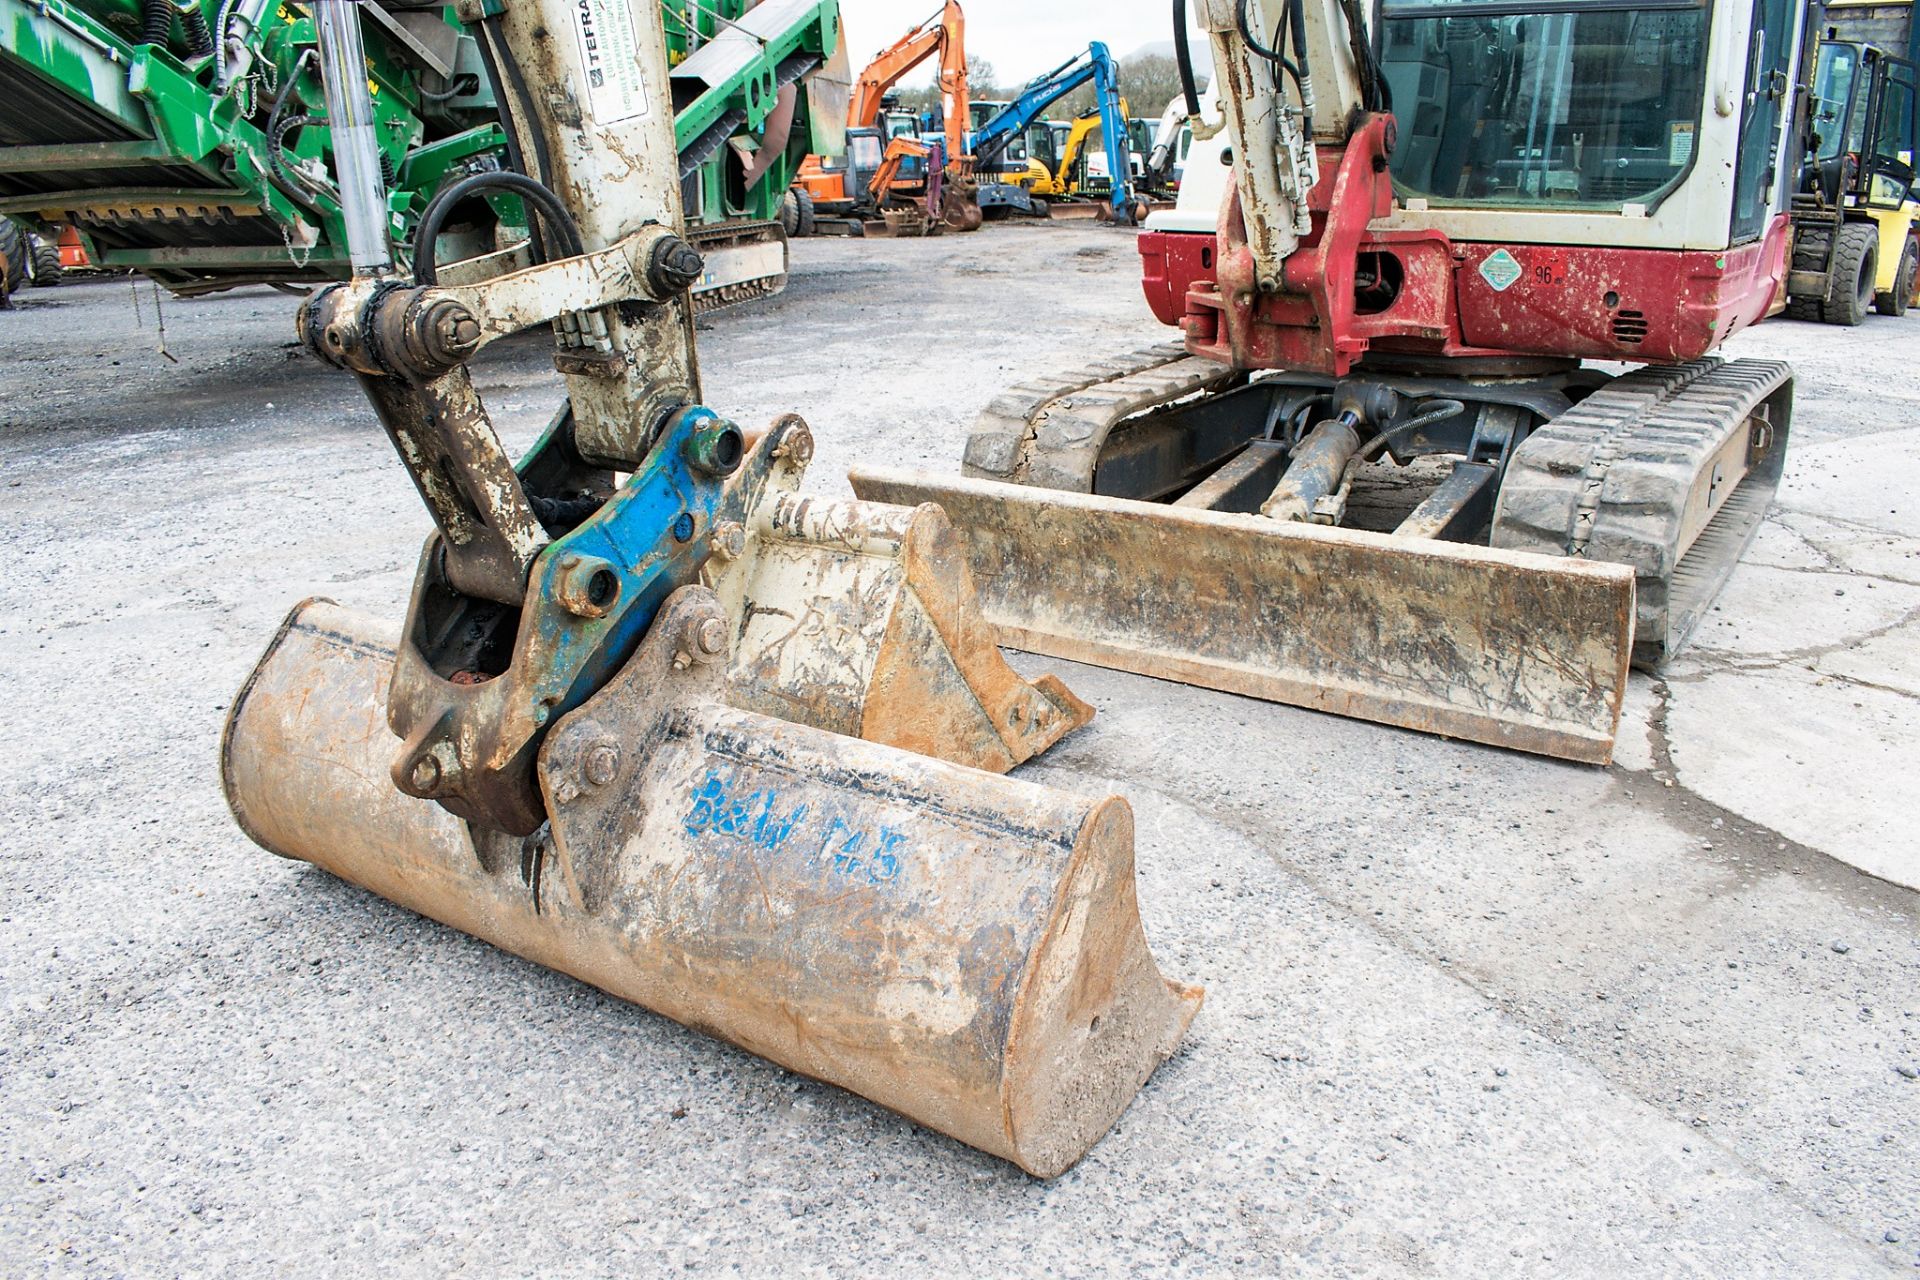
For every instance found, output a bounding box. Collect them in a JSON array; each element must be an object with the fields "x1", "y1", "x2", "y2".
[
  {"x1": 713, "y1": 489, "x2": 1092, "y2": 773},
  {"x1": 222, "y1": 593, "x2": 1201, "y2": 1178},
  {"x1": 850, "y1": 467, "x2": 1637, "y2": 765},
  {"x1": 707, "y1": 414, "x2": 1092, "y2": 773}
]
